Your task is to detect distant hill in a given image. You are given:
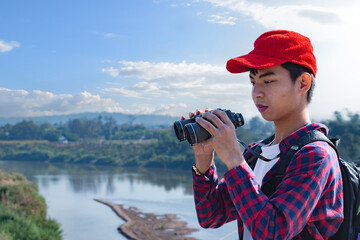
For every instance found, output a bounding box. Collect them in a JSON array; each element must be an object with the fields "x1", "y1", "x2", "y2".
[{"x1": 0, "y1": 112, "x2": 179, "y2": 128}]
